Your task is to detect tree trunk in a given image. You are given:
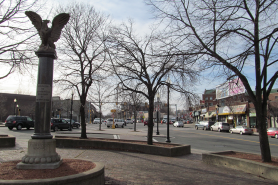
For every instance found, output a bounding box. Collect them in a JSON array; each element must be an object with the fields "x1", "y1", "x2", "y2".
[
  {"x1": 257, "y1": 102, "x2": 271, "y2": 162},
  {"x1": 80, "y1": 95, "x2": 87, "y2": 139},
  {"x1": 147, "y1": 96, "x2": 154, "y2": 145}
]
